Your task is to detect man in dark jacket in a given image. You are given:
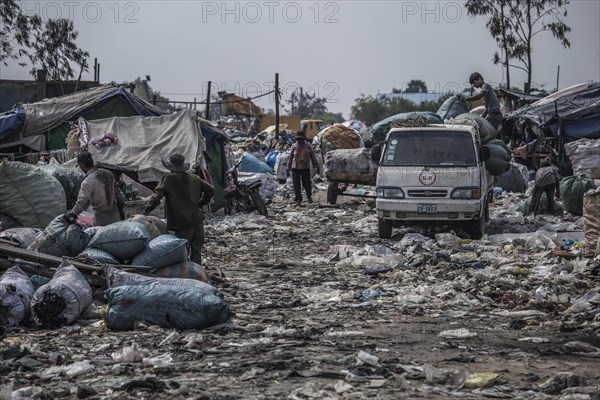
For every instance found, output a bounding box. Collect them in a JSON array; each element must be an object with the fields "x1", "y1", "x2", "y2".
[
  {"x1": 529, "y1": 159, "x2": 561, "y2": 215},
  {"x1": 143, "y1": 153, "x2": 214, "y2": 264}
]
